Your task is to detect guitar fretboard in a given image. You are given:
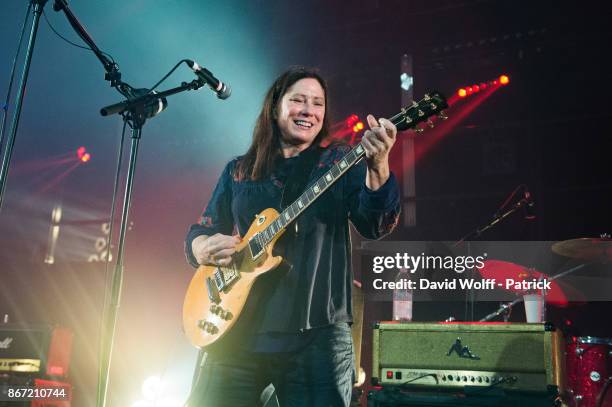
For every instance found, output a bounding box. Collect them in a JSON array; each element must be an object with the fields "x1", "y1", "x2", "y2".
[{"x1": 255, "y1": 142, "x2": 366, "y2": 246}]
